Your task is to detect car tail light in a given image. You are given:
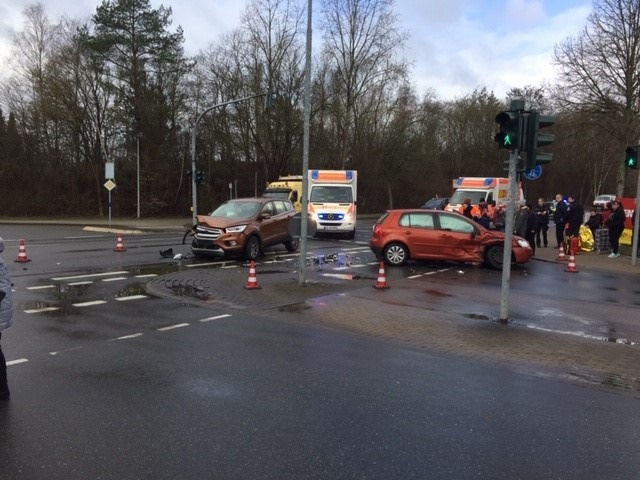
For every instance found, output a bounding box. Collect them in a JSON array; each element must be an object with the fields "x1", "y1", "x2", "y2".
[{"x1": 372, "y1": 224, "x2": 383, "y2": 236}]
